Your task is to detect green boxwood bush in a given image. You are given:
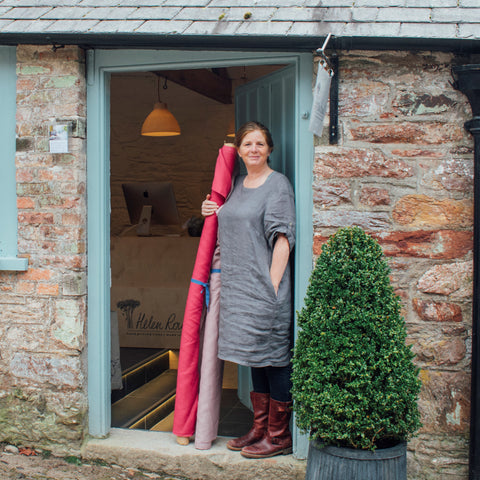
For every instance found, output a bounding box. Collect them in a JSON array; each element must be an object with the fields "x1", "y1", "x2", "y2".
[{"x1": 292, "y1": 226, "x2": 421, "y2": 450}]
